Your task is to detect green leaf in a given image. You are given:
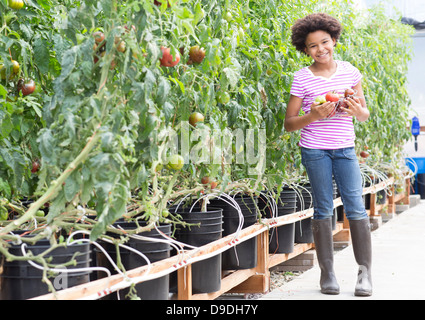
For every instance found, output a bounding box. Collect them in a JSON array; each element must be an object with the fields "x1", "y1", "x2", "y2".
[
  {"x1": 0, "y1": 85, "x2": 7, "y2": 99},
  {"x1": 90, "y1": 183, "x2": 129, "y2": 240},
  {"x1": 263, "y1": 109, "x2": 275, "y2": 133},
  {"x1": 0, "y1": 110, "x2": 13, "y2": 138},
  {"x1": 64, "y1": 171, "x2": 81, "y2": 202},
  {"x1": 59, "y1": 47, "x2": 78, "y2": 80},
  {"x1": 162, "y1": 102, "x2": 174, "y2": 123},
  {"x1": 37, "y1": 129, "x2": 56, "y2": 164},
  {"x1": 156, "y1": 76, "x2": 171, "y2": 105},
  {"x1": 33, "y1": 36, "x2": 50, "y2": 74},
  {"x1": 227, "y1": 101, "x2": 242, "y2": 127},
  {"x1": 47, "y1": 191, "x2": 66, "y2": 224},
  {"x1": 168, "y1": 76, "x2": 185, "y2": 94},
  {"x1": 0, "y1": 177, "x2": 11, "y2": 198},
  {"x1": 0, "y1": 206, "x2": 8, "y2": 221},
  {"x1": 81, "y1": 177, "x2": 94, "y2": 204}
]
